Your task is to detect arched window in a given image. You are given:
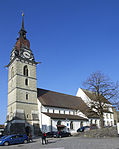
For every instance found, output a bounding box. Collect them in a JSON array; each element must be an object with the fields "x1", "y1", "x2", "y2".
[
  {"x1": 26, "y1": 93, "x2": 28, "y2": 100},
  {"x1": 25, "y1": 78, "x2": 28, "y2": 86},
  {"x1": 26, "y1": 114, "x2": 29, "y2": 119},
  {"x1": 70, "y1": 121, "x2": 73, "y2": 129},
  {"x1": 23, "y1": 65, "x2": 28, "y2": 76}
]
